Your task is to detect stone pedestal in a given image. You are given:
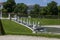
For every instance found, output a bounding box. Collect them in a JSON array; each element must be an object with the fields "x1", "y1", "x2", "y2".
[
  {"x1": 27, "y1": 18, "x2": 29, "y2": 25},
  {"x1": 23, "y1": 18, "x2": 25, "y2": 23},
  {"x1": 8, "y1": 13, "x2": 10, "y2": 19},
  {"x1": 32, "y1": 21, "x2": 36, "y2": 33},
  {"x1": 29, "y1": 20, "x2": 31, "y2": 25},
  {"x1": 14, "y1": 15, "x2": 17, "y2": 21},
  {"x1": 17, "y1": 16, "x2": 19, "y2": 22},
  {"x1": 33, "y1": 24, "x2": 36, "y2": 29},
  {"x1": 38, "y1": 22, "x2": 40, "y2": 27},
  {"x1": 21, "y1": 17, "x2": 23, "y2": 23},
  {"x1": 33, "y1": 21, "x2": 36, "y2": 28},
  {"x1": 20, "y1": 19, "x2": 22, "y2": 23}
]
